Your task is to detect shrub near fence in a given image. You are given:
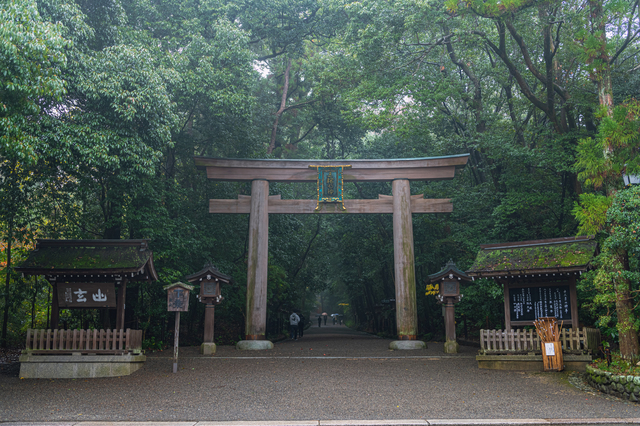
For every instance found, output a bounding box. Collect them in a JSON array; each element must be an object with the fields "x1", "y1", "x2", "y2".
[{"x1": 479, "y1": 327, "x2": 601, "y2": 354}]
